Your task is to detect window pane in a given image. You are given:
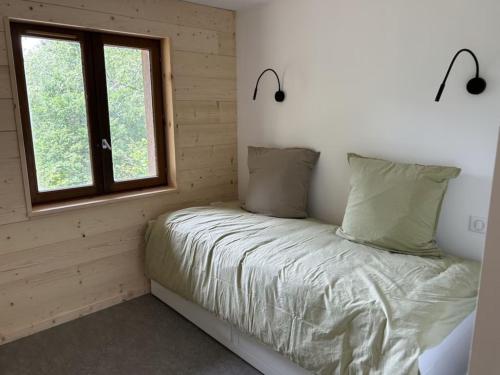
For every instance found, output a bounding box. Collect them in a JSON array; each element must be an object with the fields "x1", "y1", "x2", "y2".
[
  {"x1": 104, "y1": 45, "x2": 158, "y2": 182},
  {"x1": 21, "y1": 36, "x2": 93, "y2": 192}
]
